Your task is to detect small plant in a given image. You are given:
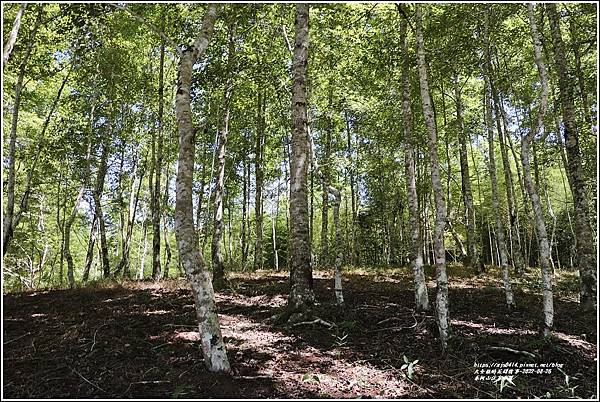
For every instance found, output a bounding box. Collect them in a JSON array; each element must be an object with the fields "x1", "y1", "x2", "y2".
[
  {"x1": 334, "y1": 333, "x2": 349, "y2": 347},
  {"x1": 557, "y1": 368, "x2": 579, "y2": 398},
  {"x1": 301, "y1": 373, "x2": 320, "y2": 383},
  {"x1": 400, "y1": 355, "x2": 419, "y2": 380},
  {"x1": 494, "y1": 375, "x2": 516, "y2": 394}
]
